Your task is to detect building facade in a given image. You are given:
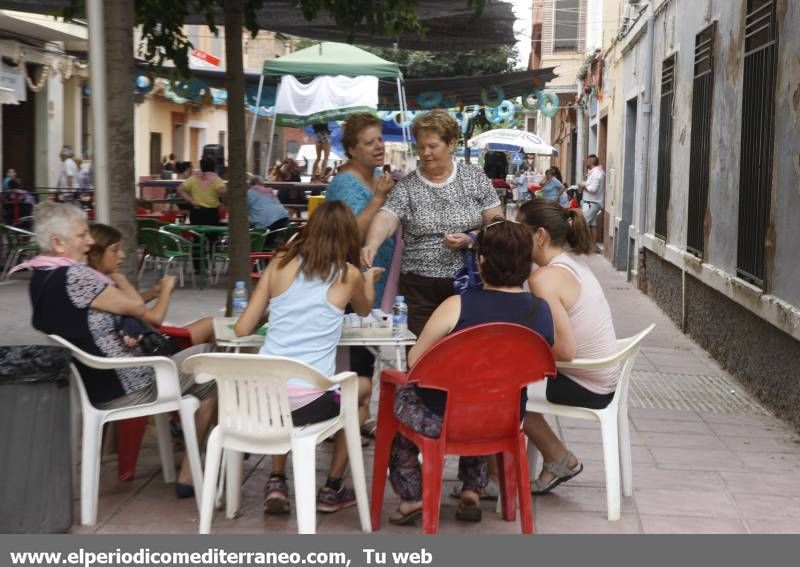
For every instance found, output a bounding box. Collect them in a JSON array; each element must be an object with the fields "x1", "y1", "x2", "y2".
[
  {"x1": 0, "y1": 11, "x2": 90, "y2": 191},
  {"x1": 598, "y1": 0, "x2": 800, "y2": 427},
  {"x1": 527, "y1": 0, "x2": 591, "y2": 181},
  {"x1": 133, "y1": 26, "x2": 292, "y2": 180}
]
